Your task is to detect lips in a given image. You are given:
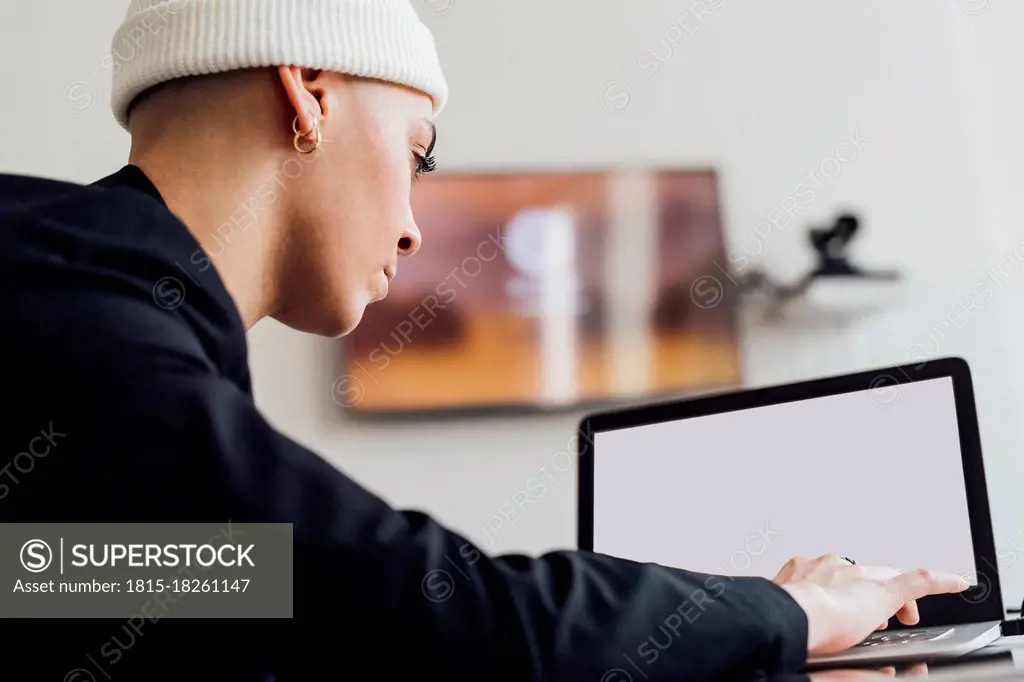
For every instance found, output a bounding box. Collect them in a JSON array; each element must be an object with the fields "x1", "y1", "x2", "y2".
[{"x1": 371, "y1": 269, "x2": 391, "y2": 303}]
